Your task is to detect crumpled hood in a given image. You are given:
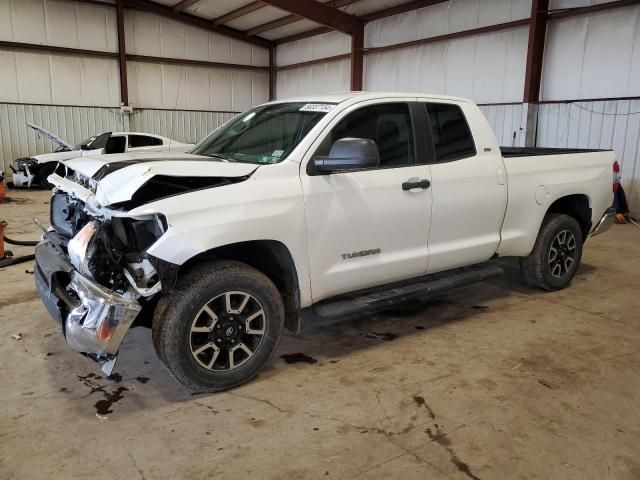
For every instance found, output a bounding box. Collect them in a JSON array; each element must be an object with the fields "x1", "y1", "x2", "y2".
[{"x1": 60, "y1": 152, "x2": 258, "y2": 207}]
